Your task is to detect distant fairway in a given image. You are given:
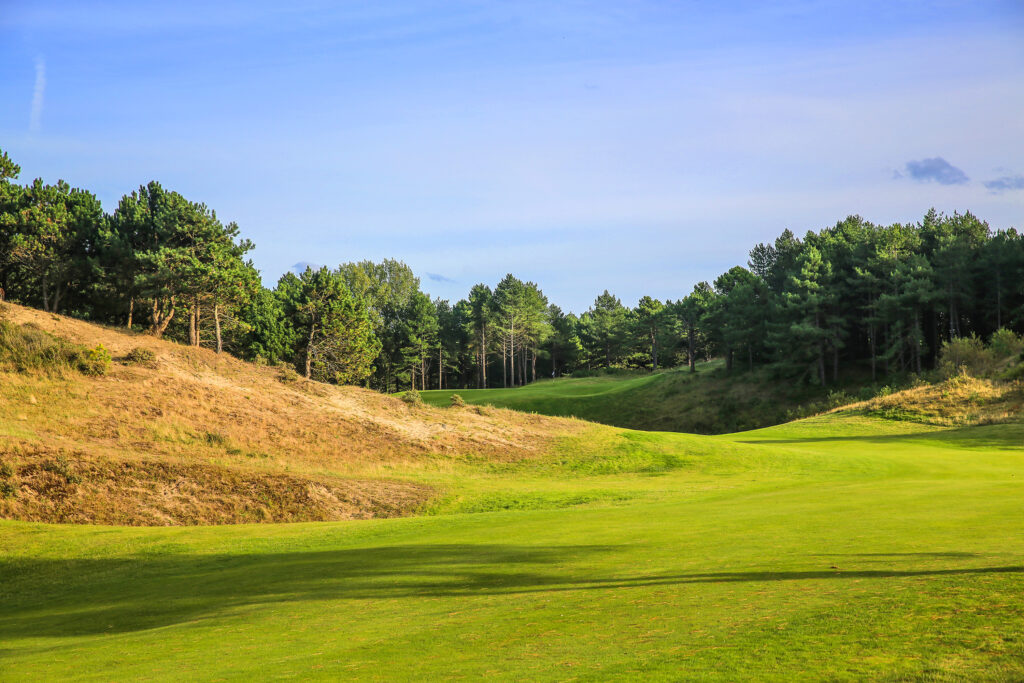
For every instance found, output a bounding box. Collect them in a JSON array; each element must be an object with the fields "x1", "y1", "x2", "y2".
[{"x1": 4, "y1": 413, "x2": 1024, "y2": 680}]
